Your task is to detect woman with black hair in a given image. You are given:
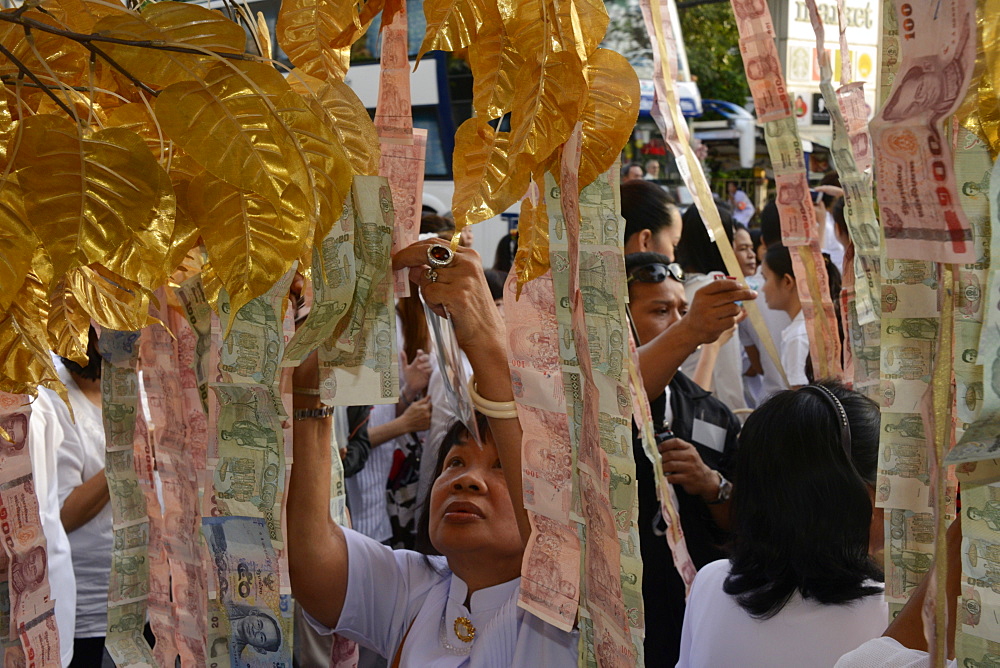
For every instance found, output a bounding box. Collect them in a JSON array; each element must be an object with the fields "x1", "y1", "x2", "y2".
[
  {"x1": 676, "y1": 382, "x2": 888, "y2": 667},
  {"x1": 287, "y1": 240, "x2": 577, "y2": 667}
]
